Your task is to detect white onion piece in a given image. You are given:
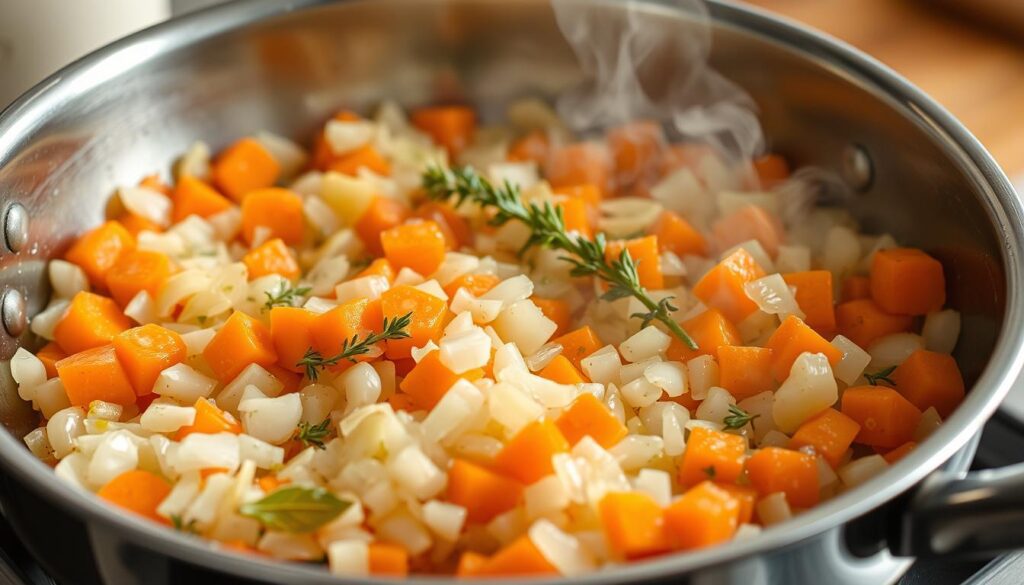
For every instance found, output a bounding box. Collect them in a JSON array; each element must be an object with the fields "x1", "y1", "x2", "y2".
[
  {"x1": 173, "y1": 432, "x2": 240, "y2": 474},
  {"x1": 619, "y1": 377, "x2": 663, "y2": 409},
  {"x1": 305, "y1": 256, "x2": 350, "y2": 298},
  {"x1": 48, "y1": 260, "x2": 89, "y2": 299},
  {"x1": 432, "y1": 253, "x2": 481, "y2": 286},
  {"x1": 87, "y1": 430, "x2": 139, "y2": 488},
  {"x1": 868, "y1": 333, "x2": 925, "y2": 369},
  {"x1": 722, "y1": 240, "x2": 774, "y2": 273},
  {"x1": 695, "y1": 386, "x2": 736, "y2": 424},
  {"x1": 35, "y1": 378, "x2": 71, "y2": 418},
  {"x1": 686, "y1": 354, "x2": 719, "y2": 400},
  {"x1": 529, "y1": 519, "x2": 596, "y2": 576},
  {"x1": 393, "y1": 267, "x2": 425, "y2": 286},
  {"x1": 738, "y1": 391, "x2": 777, "y2": 443},
  {"x1": 822, "y1": 226, "x2": 860, "y2": 280},
  {"x1": 643, "y1": 361, "x2": 687, "y2": 397},
  {"x1": 29, "y1": 299, "x2": 69, "y2": 341},
  {"x1": 650, "y1": 168, "x2": 713, "y2": 229},
  {"x1": 914, "y1": 407, "x2": 942, "y2": 442},
  {"x1": 328, "y1": 540, "x2": 369, "y2": 577},
  {"x1": 422, "y1": 500, "x2": 467, "y2": 542},
  {"x1": 334, "y1": 276, "x2": 389, "y2": 304},
  {"x1": 414, "y1": 279, "x2": 449, "y2": 301},
  {"x1": 744, "y1": 274, "x2": 805, "y2": 320},
  {"x1": 217, "y1": 363, "x2": 284, "y2": 416},
  {"x1": 177, "y1": 141, "x2": 211, "y2": 179},
  {"x1": 299, "y1": 384, "x2": 338, "y2": 425},
  {"x1": 922, "y1": 309, "x2": 961, "y2": 354},
  {"x1": 11, "y1": 348, "x2": 46, "y2": 396},
  {"x1": 838, "y1": 454, "x2": 888, "y2": 488},
  {"x1": 775, "y1": 245, "x2": 812, "y2": 273},
  {"x1": 239, "y1": 393, "x2": 303, "y2": 445},
  {"x1": 488, "y1": 382, "x2": 543, "y2": 436},
  {"x1": 140, "y1": 404, "x2": 196, "y2": 433},
  {"x1": 154, "y1": 364, "x2": 217, "y2": 404},
  {"x1": 582, "y1": 346, "x2": 622, "y2": 386},
  {"x1": 120, "y1": 186, "x2": 172, "y2": 227},
  {"x1": 830, "y1": 335, "x2": 871, "y2": 385},
  {"x1": 256, "y1": 131, "x2": 308, "y2": 179},
  {"x1": 24, "y1": 427, "x2": 52, "y2": 460},
  {"x1": 608, "y1": 435, "x2": 663, "y2": 471},
  {"x1": 124, "y1": 291, "x2": 158, "y2": 325},
  {"x1": 619, "y1": 326, "x2": 671, "y2": 363},
  {"x1": 772, "y1": 352, "x2": 837, "y2": 433},
  {"x1": 449, "y1": 288, "x2": 503, "y2": 324},
  {"x1": 756, "y1": 492, "x2": 792, "y2": 526},
  {"x1": 492, "y1": 300, "x2": 557, "y2": 355},
  {"x1": 480, "y1": 275, "x2": 534, "y2": 306},
  {"x1": 634, "y1": 468, "x2": 673, "y2": 507},
  {"x1": 439, "y1": 327, "x2": 491, "y2": 374},
  {"x1": 339, "y1": 362, "x2": 382, "y2": 413},
  {"x1": 387, "y1": 444, "x2": 446, "y2": 499},
  {"x1": 46, "y1": 406, "x2": 85, "y2": 459},
  {"x1": 324, "y1": 120, "x2": 375, "y2": 155}
]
